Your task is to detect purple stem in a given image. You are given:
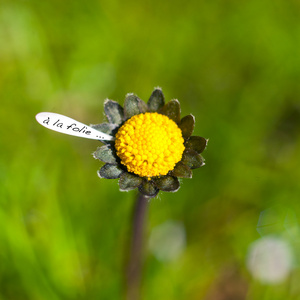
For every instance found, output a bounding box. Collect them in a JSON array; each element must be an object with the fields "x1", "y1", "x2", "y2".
[{"x1": 125, "y1": 193, "x2": 149, "y2": 300}]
